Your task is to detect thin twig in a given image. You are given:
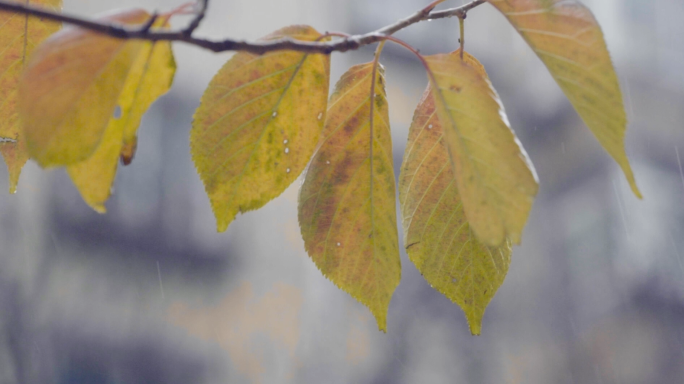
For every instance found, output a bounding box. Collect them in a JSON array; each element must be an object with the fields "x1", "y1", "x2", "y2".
[
  {"x1": 0, "y1": 0, "x2": 488, "y2": 54},
  {"x1": 138, "y1": 12, "x2": 158, "y2": 34},
  {"x1": 182, "y1": 0, "x2": 208, "y2": 35},
  {"x1": 459, "y1": 15, "x2": 465, "y2": 59}
]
